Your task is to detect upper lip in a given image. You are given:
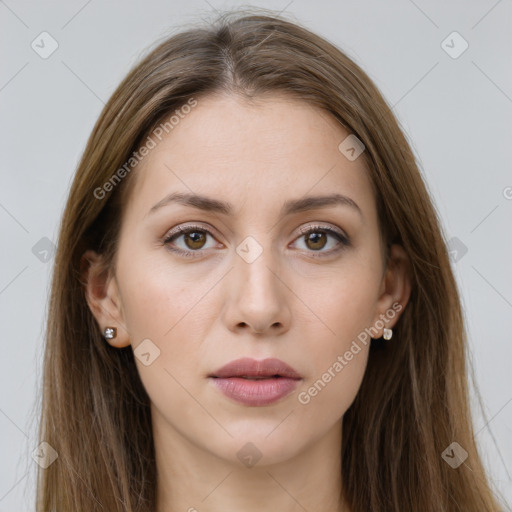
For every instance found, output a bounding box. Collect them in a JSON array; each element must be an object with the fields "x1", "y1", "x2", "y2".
[{"x1": 209, "y1": 357, "x2": 302, "y2": 379}]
